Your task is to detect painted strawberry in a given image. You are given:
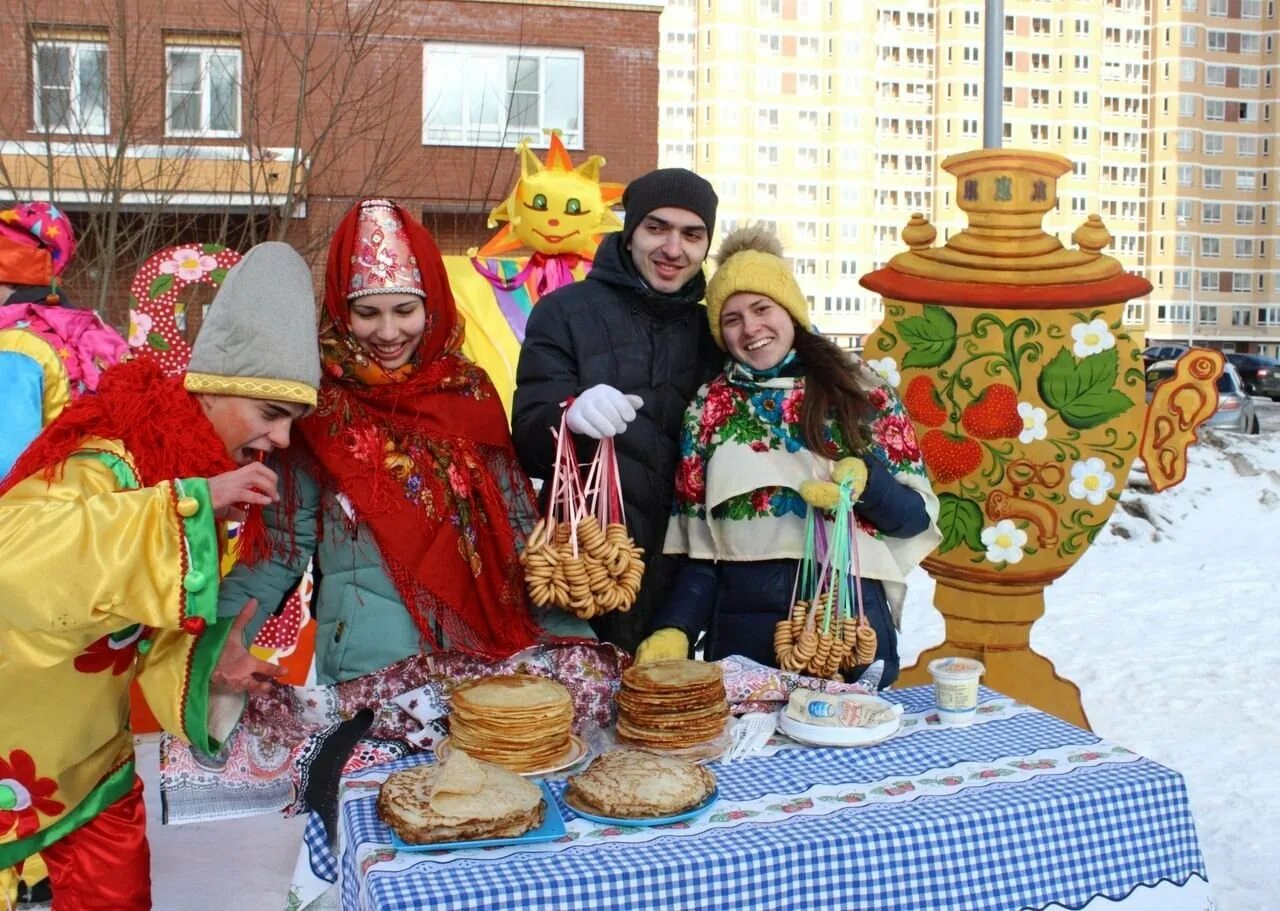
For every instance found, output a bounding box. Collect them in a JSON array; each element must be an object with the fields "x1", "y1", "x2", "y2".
[
  {"x1": 920, "y1": 430, "x2": 983, "y2": 483},
  {"x1": 960, "y1": 384, "x2": 1022, "y2": 440},
  {"x1": 903, "y1": 375, "x2": 948, "y2": 427}
]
